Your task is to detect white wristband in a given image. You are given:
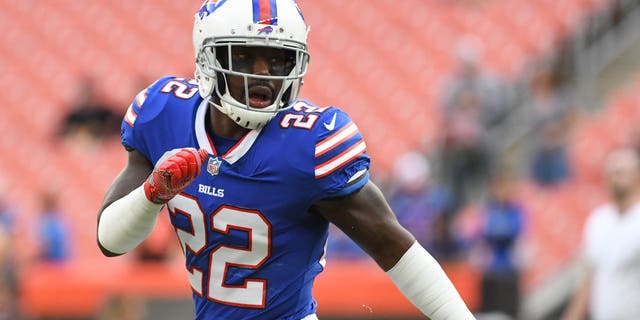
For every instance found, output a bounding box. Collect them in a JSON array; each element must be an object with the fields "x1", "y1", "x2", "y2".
[
  {"x1": 387, "y1": 241, "x2": 475, "y2": 320},
  {"x1": 97, "y1": 186, "x2": 163, "y2": 254}
]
